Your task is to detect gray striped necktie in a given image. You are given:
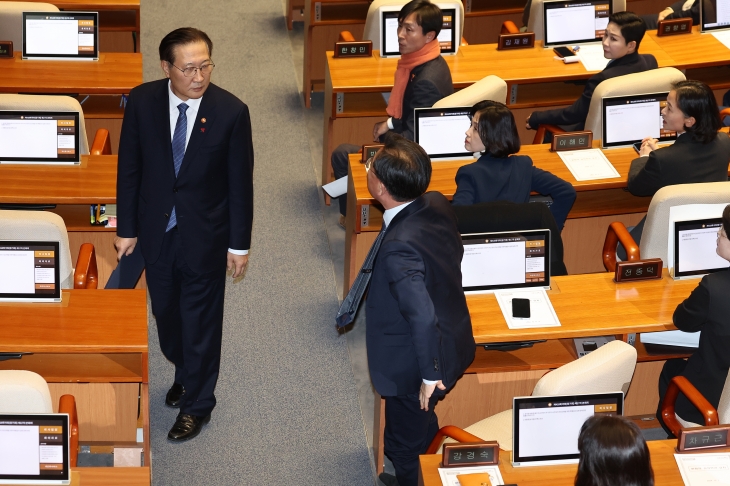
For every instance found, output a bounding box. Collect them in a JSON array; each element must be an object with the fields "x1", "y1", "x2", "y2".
[{"x1": 166, "y1": 102, "x2": 188, "y2": 232}]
